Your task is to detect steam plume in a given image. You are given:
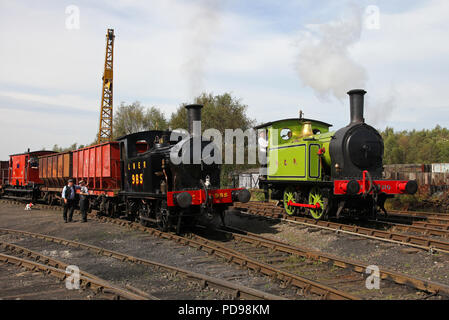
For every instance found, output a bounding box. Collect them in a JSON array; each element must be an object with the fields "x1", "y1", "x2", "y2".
[
  {"x1": 365, "y1": 88, "x2": 397, "y2": 126},
  {"x1": 182, "y1": 0, "x2": 221, "y2": 98},
  {"x1": 295, "y1": 6, "x2": 367, "y2": 100}
]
